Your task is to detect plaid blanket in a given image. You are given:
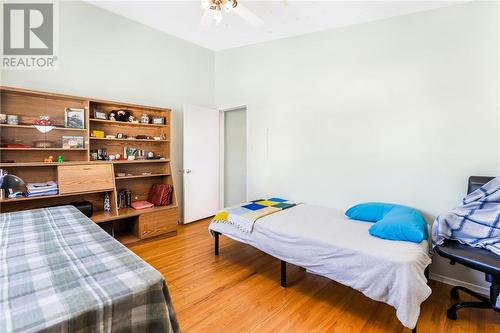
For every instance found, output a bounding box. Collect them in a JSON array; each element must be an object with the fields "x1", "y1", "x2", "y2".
[
  {"x1": 0, "y1": 206, "x2": 180, "y2": 333},
  {"x1": 212, "y1": 198, "x2": 299, "y2": 232},
  {"x1": 432, "y1": 177, "x2": 500, "y2": 255}
]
